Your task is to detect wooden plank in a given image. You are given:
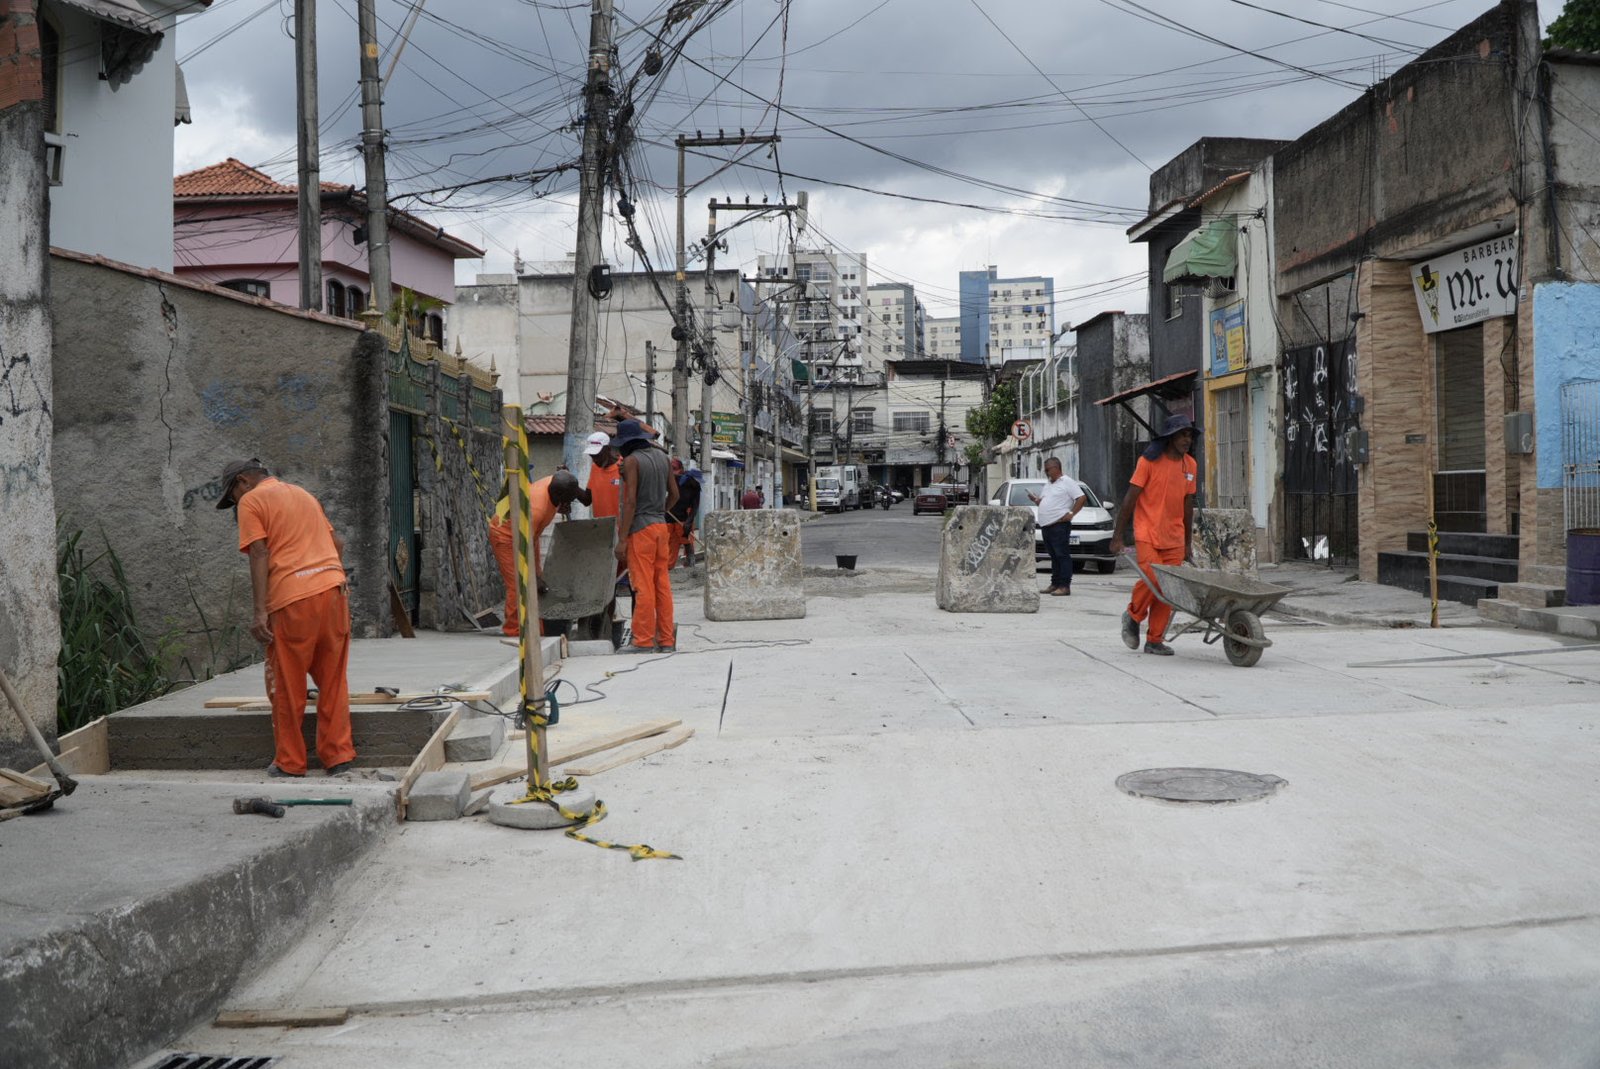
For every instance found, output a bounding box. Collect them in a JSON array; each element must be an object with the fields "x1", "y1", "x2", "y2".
[
  {"x1": 562, "y1": 725, "x2": 694, "y2": 776},
  {"x1": 57, "y1": 716, "x2": 109, "y2": 774},
  {"x1": 204, "y1": 691, "x2": 492, "y2": 709},
  {"x1": 0, "y1": 767, "x2": 53, "y2": 794},
  {"x1": 397, "y1": 706, "x2": 465, "y2": 820},
  {"x1": 467, "y1": 718, "x2": 681, "y2": 790},
  {"x1": 0, "y1": 780, "x2": 50, "y2": 807},
  {"x1": 214, "y1": 1007, "x2": 350, "y2": 1029},
  {"x1": 389, "y1": 577, "x2": 417, "y2": 638}
]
